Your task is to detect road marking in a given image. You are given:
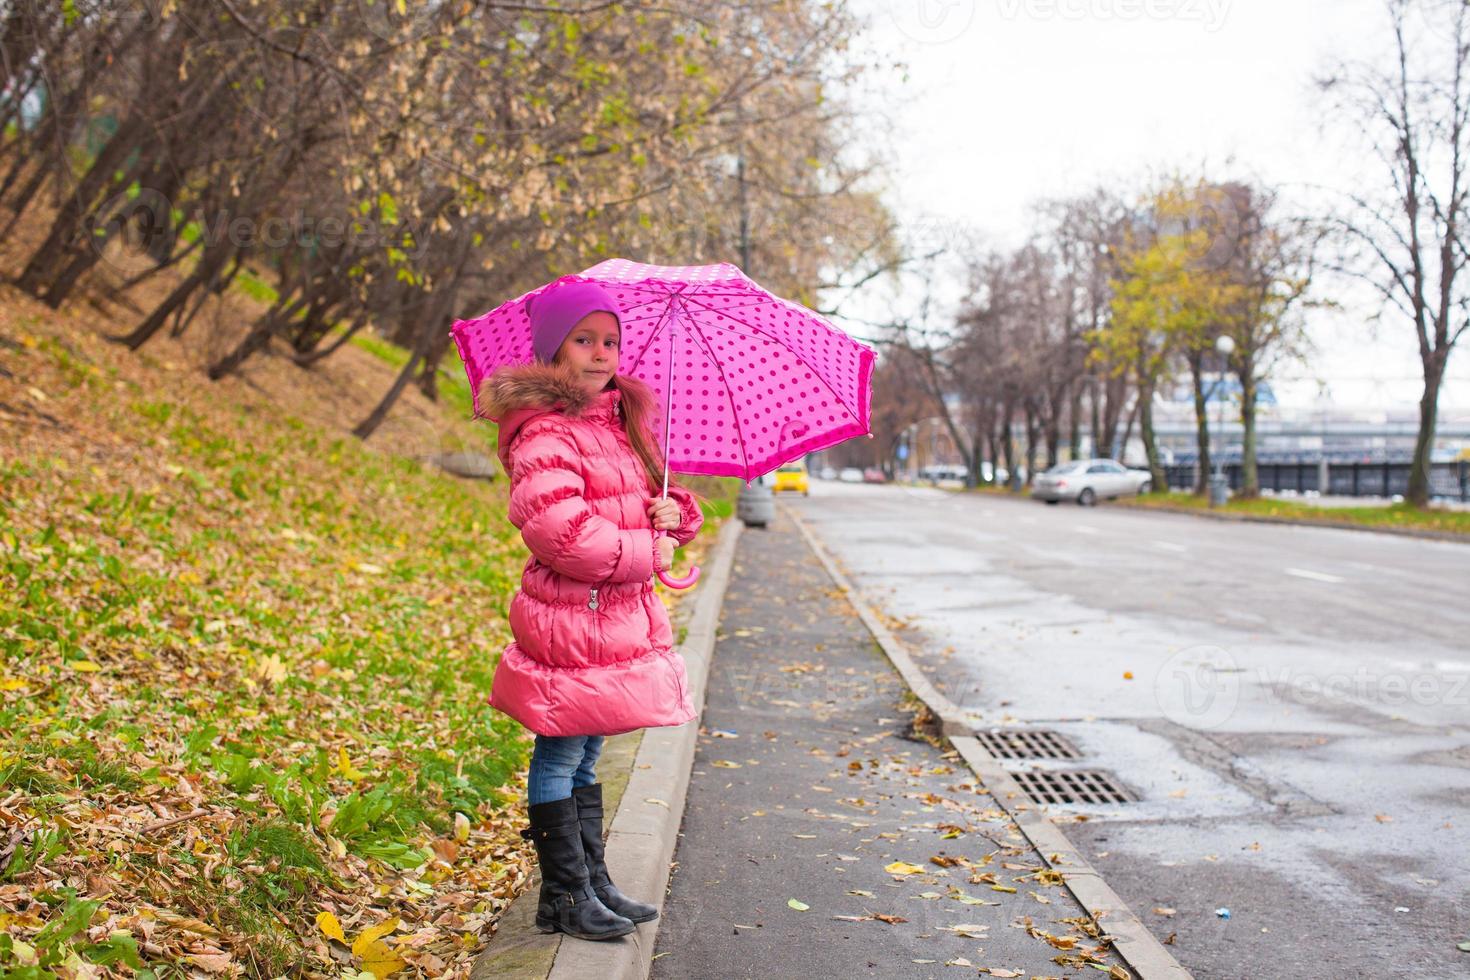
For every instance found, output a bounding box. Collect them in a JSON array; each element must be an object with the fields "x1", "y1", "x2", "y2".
[
  {"x1": 1153, "y1": 540, "x2": 1187, "y2": 553},
  {"x1": 1286, "y1": 567, "x2": 1345, "y2": 584}
]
